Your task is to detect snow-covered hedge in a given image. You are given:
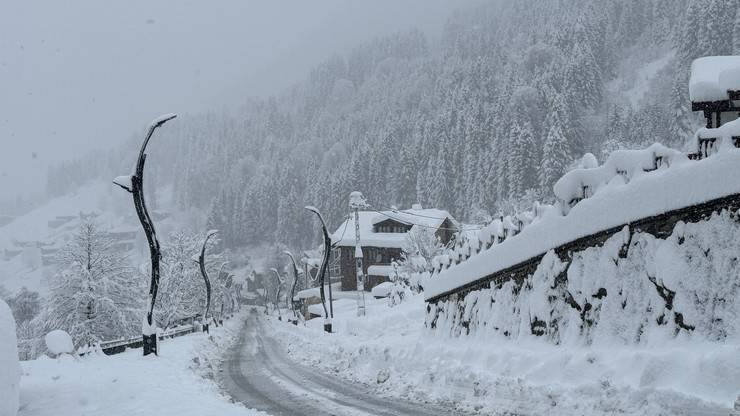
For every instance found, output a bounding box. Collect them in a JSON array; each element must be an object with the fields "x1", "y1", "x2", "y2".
[
  {"x1": 427, "y1": 211, "x2": 740, "y2": 344},
  {"x1": 0, "y1": 298, "x2": 20, "y2": 416}
]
